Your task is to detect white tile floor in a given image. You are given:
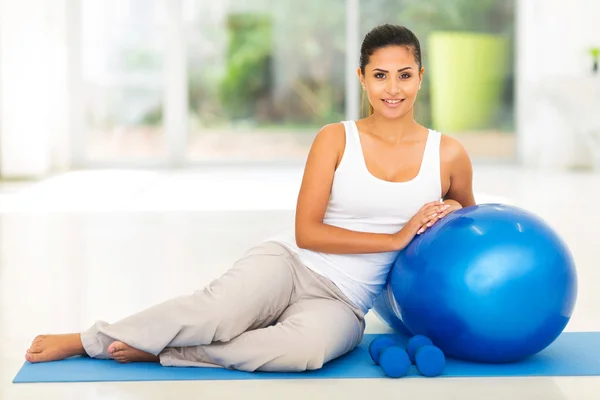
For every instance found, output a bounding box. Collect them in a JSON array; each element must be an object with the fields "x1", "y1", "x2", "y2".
[{"x1": 1, "y1": 165, "x2": 599, "y2": 399}]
